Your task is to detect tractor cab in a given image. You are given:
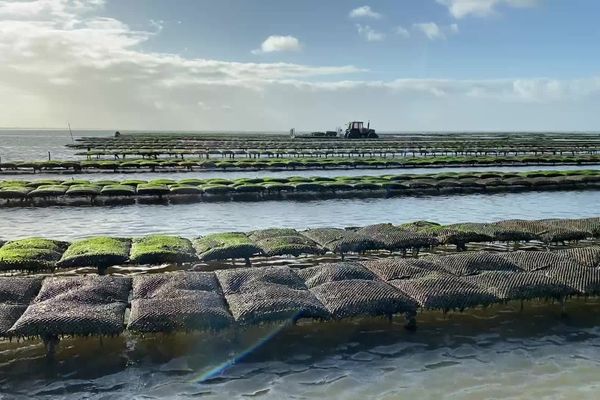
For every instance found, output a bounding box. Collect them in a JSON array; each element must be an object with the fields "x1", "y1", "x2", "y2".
[
  {"x1": 351, "y1": 121, "x2": 364, "y2": 131},
  {"x1": 344, "y1": 121, "x2": 378, "y2": 139}
]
